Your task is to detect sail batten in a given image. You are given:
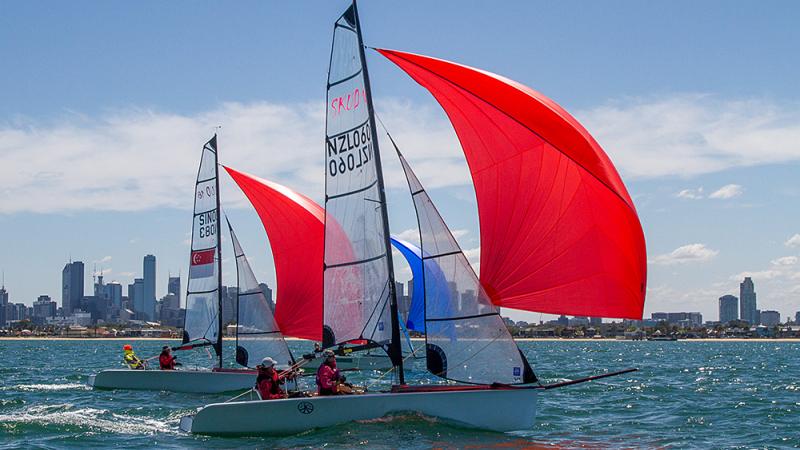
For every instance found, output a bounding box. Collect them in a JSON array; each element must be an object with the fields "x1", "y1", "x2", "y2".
[
  {"x1": 378, "y1": 49, "x2": 647, "y2": 320},
  {"x1": 183, "y1": 135, "x2": 223, "y2": 364}
]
